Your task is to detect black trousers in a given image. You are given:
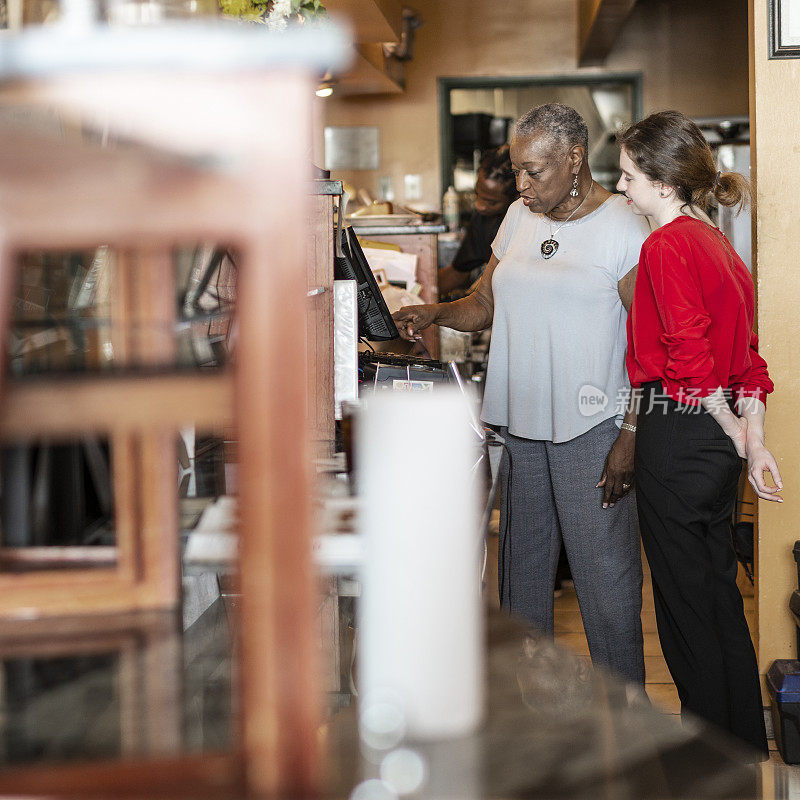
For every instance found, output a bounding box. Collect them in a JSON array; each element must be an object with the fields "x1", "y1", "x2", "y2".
[{"x1": 635, "y1": 382, "x2": 768, "y2": 756}]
